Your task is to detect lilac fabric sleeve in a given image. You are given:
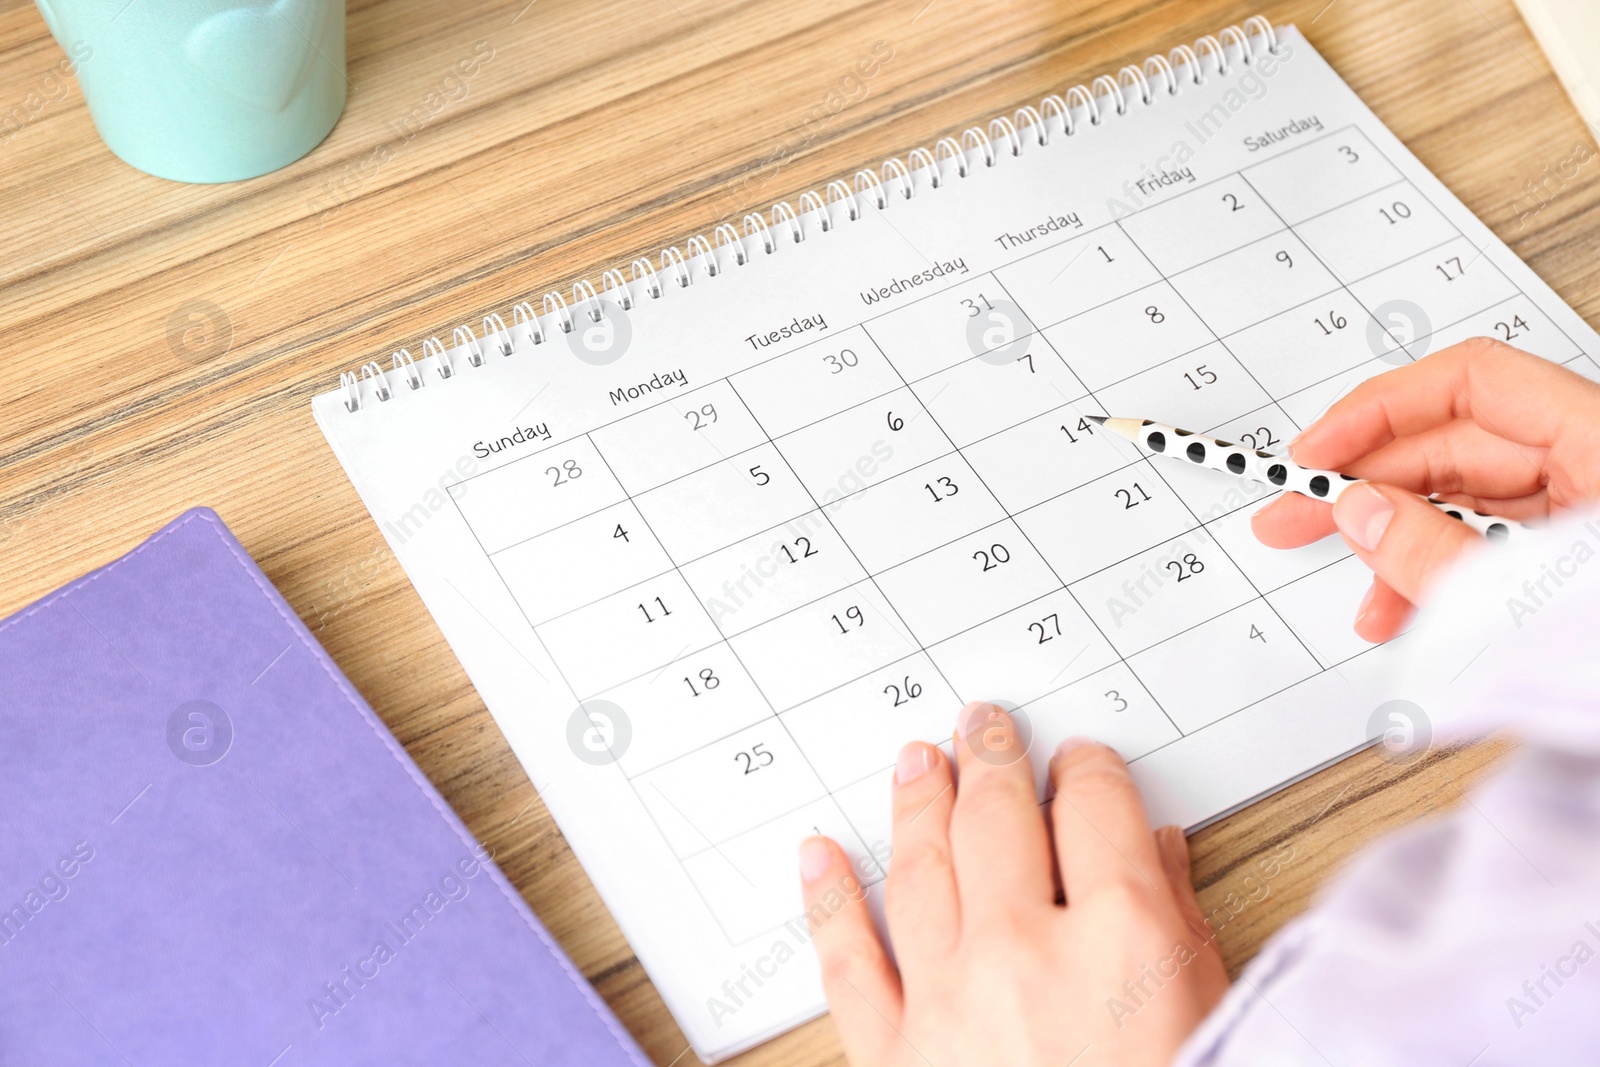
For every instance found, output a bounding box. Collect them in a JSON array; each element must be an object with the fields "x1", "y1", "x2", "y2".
[
  {"x1": 1175, "y1": 508, "x2": 1600, "y2": 1067},
  {"x1": 0, "y1": 508, "x2": 649, "y2": 1067}
]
